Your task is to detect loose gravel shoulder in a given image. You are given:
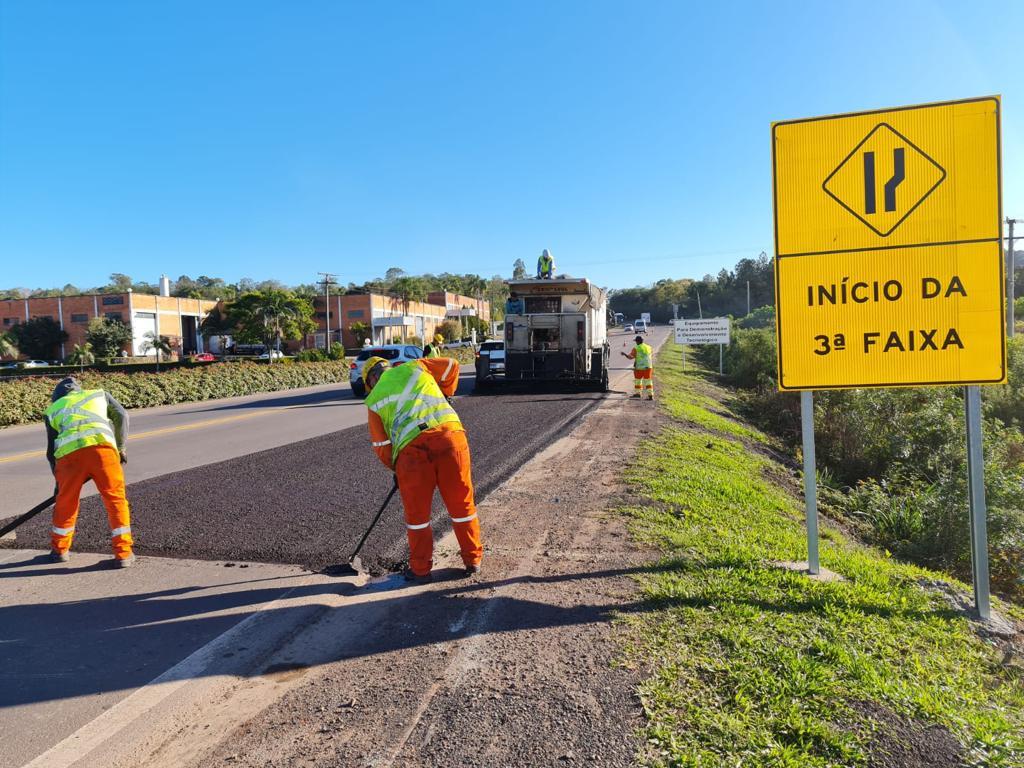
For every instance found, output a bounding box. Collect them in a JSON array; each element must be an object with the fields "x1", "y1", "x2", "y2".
[{"x1": 197, "y1": 389, "x2": 663, "y2": 768}]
